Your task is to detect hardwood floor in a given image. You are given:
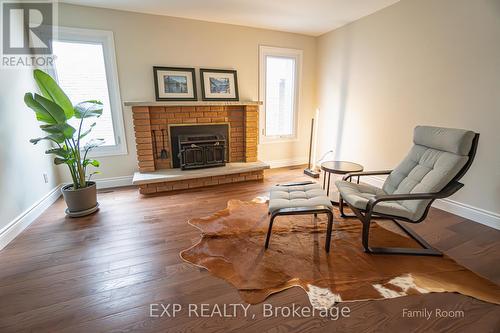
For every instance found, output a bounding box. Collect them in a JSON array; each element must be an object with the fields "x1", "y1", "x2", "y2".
[{"x1": 0, "y1": 166, "x2": 499, "y2": 332}]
